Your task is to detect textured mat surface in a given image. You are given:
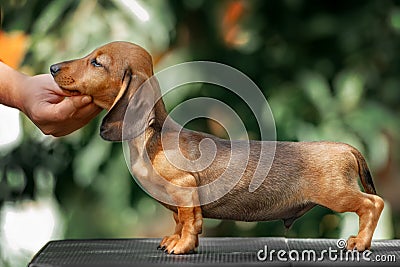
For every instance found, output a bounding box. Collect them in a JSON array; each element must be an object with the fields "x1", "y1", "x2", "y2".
[{"x1": 28, "y1": 238, "x2": 399, "y2": 267}]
